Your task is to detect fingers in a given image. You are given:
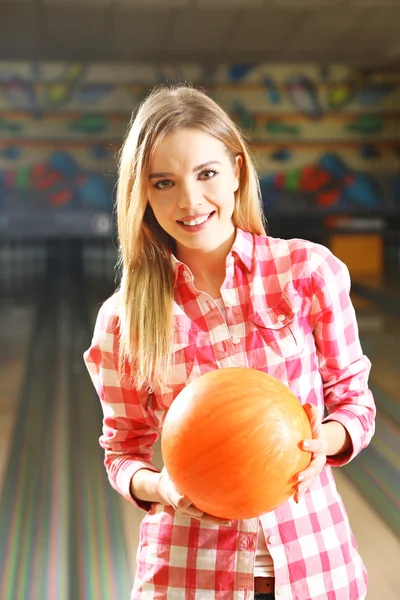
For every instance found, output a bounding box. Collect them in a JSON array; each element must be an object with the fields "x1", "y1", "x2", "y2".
[
  {"x1": 179, "y1": 505, "x2": 205, "y2": 519},
  {"x1": 165, "y1": 480, "x2": 205, "y2": 519},
  {"x1": 295, "y1": 405, "x2": 327, "y2": 503},
  {"x1": 301, "y1": 403, "x2": 327, "y2": 455},
  {"x1": 298, "y1": 454, "x2": 326, "y2": 483},
  {"x1": 173, "y1": 491, "x2": 193, "y2": 511},
  {"x1": 167, "y1": 484, "x2": 204, "y2": 518},
  {"x1": 170, "y1": 489, "x2": 232, "y2": 524},
  {"x1": 162, "y1": 469, "x2": 233, "y2": 525},
  {"x1": 174, "y1": 498, "x2": 232, "y2": 524},
  {"x1": 295, "y1": 473, "x2": 316, "y2": 504},
  {"x1": 295, "y1": 453, "x2": 327, "y2": 504},
  {"x1": 303, "y1": 403, "x2": 322, "y2": 434},
  {"x1": 200, "y1": 513, "x2": 233, "y2": 527},
  {"x1": 301, "y1": 438, "x2": 326, "y2": 453},
  {"x1": 174, "y1": 495, "x2": 232, "y2": 524},
  {"x1": 176, "y1": 498, "x2": 204, "y2": 518}
]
